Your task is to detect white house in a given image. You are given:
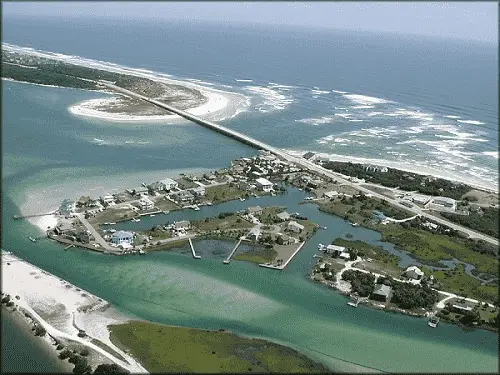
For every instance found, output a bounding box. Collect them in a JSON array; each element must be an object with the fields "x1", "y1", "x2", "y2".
[
  {"x1": 323, "y1": 191, "x2": 338, "y2": 199},
  {"x1": 246, "y1": 227, "x2": 261, "y2": 241},
  {"x1": 138, "y1": 197, "x2": 155, "y2": 210},
  {"x1": 190, "y1": 186, "x2": 206, "y2": 196},
  {"x1": 427, "y1": 197, "x2": 456, "y2": 212},
  {"x1": 255, "y1": 177, "x2": 273, "y2": 192},
  {"x1": 101, "y1": 194, "x2": 115, "y2": 205},
  {"x1": 111, "y1": 231, "x2": 134, "y2": 246},
  {"x1": 325, "y1": 244, "x2": 345, "y2": 255},
  {"x1": 405, "y1": 266, "x2": 424, "y2": 280},
  {"x1": 160, "y1": 177, "x2": 179, "y2": 191},
  {"x1": 276, "y1": 211, "x2": 291, "y2": 221},
  {"x1": 174, "y1": 220, "x2": 191, "y2": 231},
  {"x1": 287, "y1": 221, "x2": 304, "y2": 233}
]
